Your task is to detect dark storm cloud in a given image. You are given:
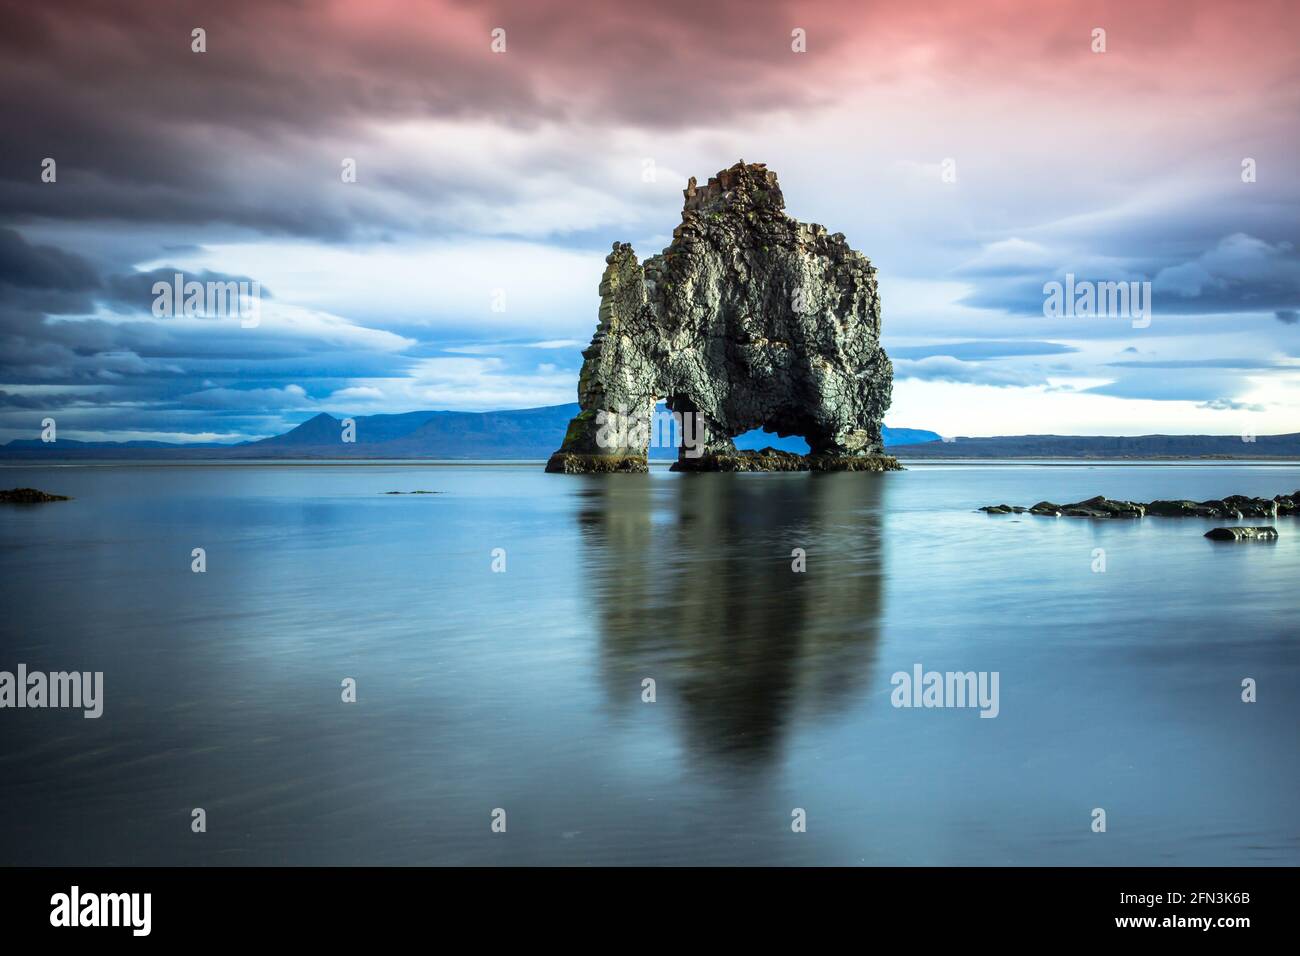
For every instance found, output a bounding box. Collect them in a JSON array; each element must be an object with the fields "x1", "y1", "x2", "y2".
[
  {"x1": 0, "y1": 229, "x2": 269, "y2": 350},
  {"x1": 0, "y1": 0, "x2": 850, "y2": 239},
  {"x1": 101, "y1": 266, "x2": 269, "y2": 315},
  {"x1": 0, "y1": 389, "x2": 92, "y2": 410},
  {"x1": 0, "y1": 227, "x2": 98, "y2": 291},
  {"x1": 0, "y1": 227, "x2": 411, "y2": 444}
]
